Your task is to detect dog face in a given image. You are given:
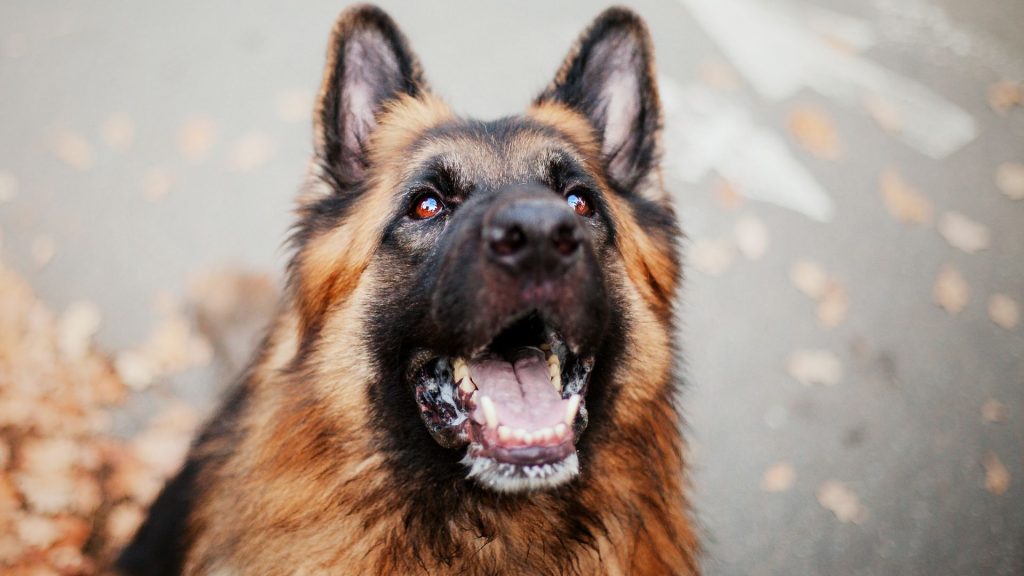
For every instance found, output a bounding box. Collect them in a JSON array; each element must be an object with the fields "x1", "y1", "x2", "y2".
[{"x1": 289, "y1": 6, "x2": 679, "y2": 494}]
